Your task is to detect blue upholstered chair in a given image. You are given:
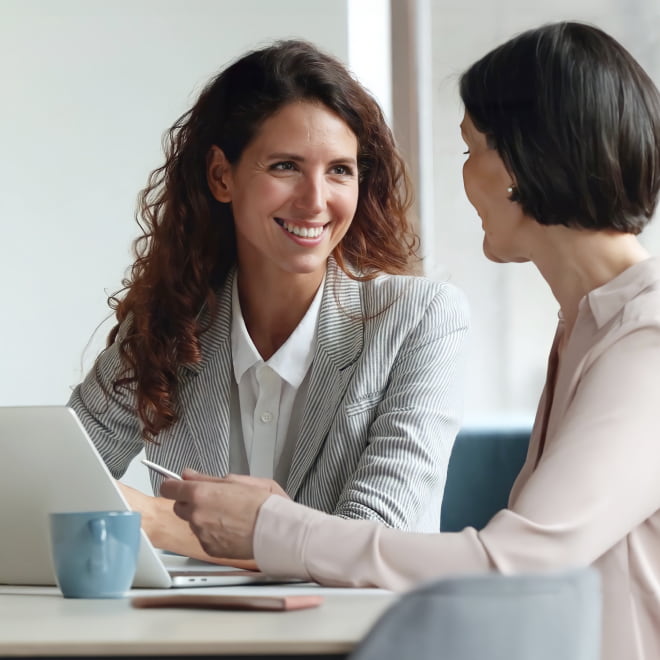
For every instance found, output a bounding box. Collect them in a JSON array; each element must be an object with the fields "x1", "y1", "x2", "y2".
[
  {"x1": 440, "y1": 427, "x2": 531, "y2": 532},
  {"x1": 349, "y1": 568, "x2": 602, "y2": 660}
]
